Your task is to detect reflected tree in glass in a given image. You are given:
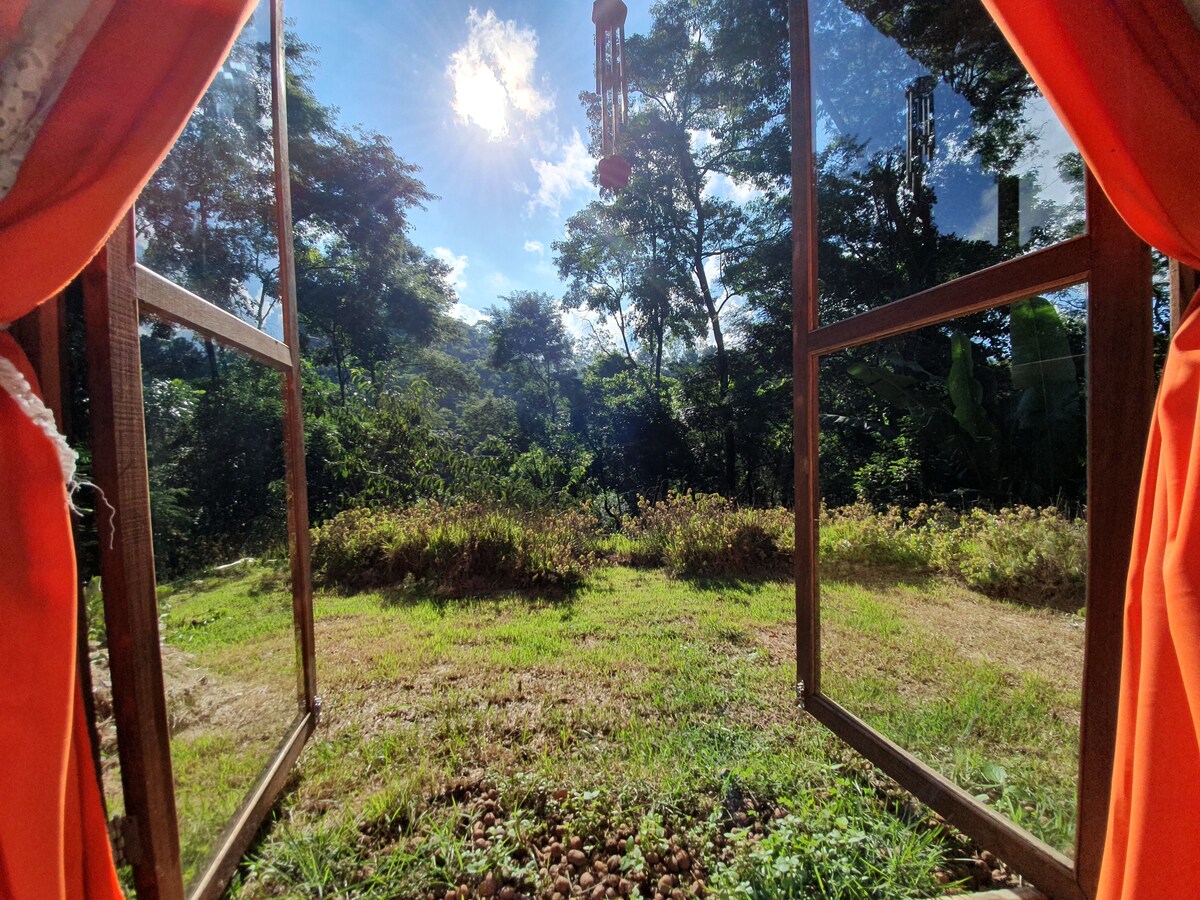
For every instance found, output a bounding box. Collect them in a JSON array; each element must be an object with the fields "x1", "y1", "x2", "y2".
[{"x1": 811, "y1": 0, "x2": 1087, "y2": 324}]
